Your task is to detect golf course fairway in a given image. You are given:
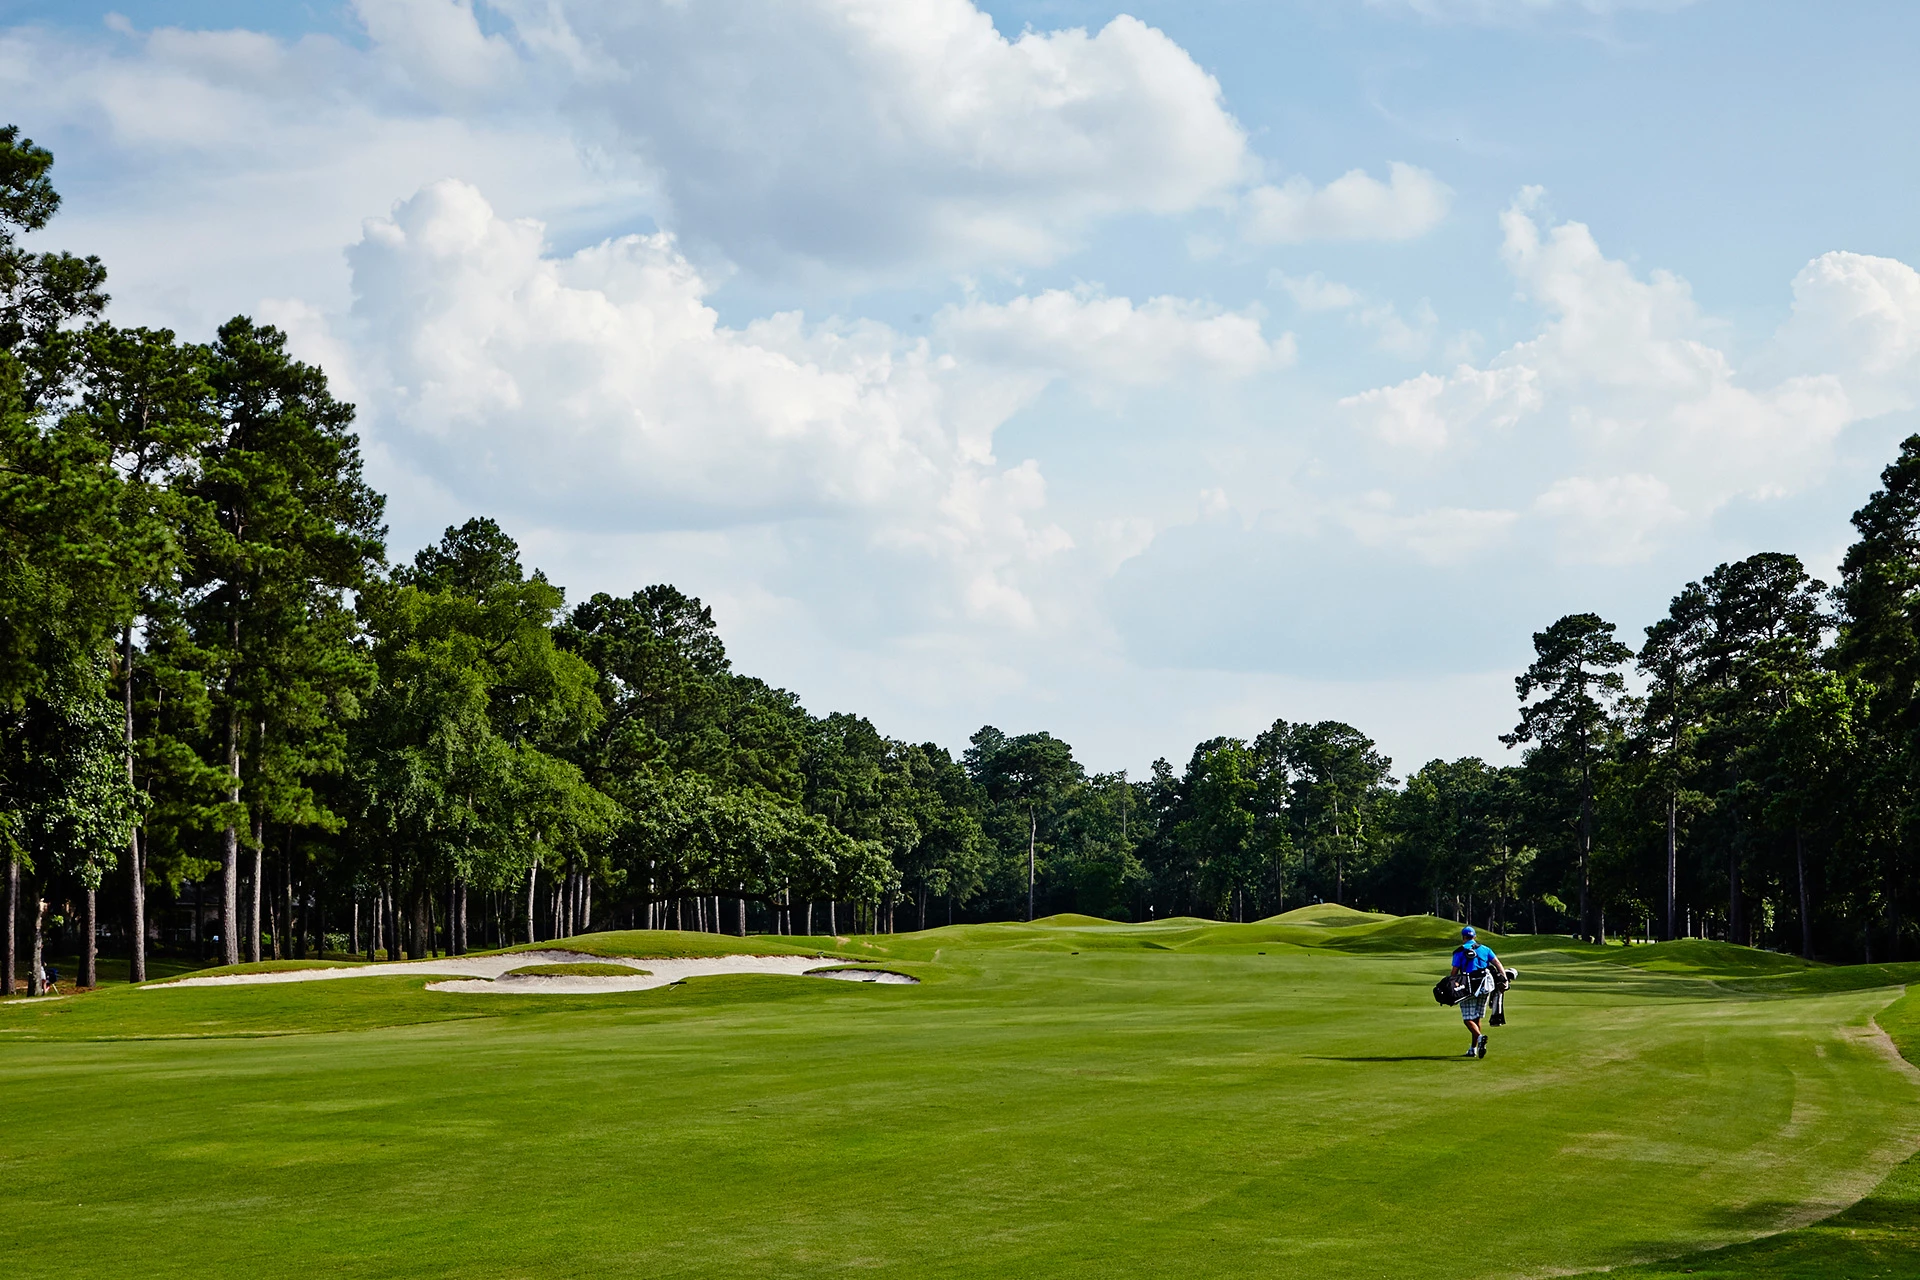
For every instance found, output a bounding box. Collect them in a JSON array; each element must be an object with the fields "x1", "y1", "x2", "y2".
[{"x1": 4, "y1": 909, "x2": 1918, "y2": 1280}]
